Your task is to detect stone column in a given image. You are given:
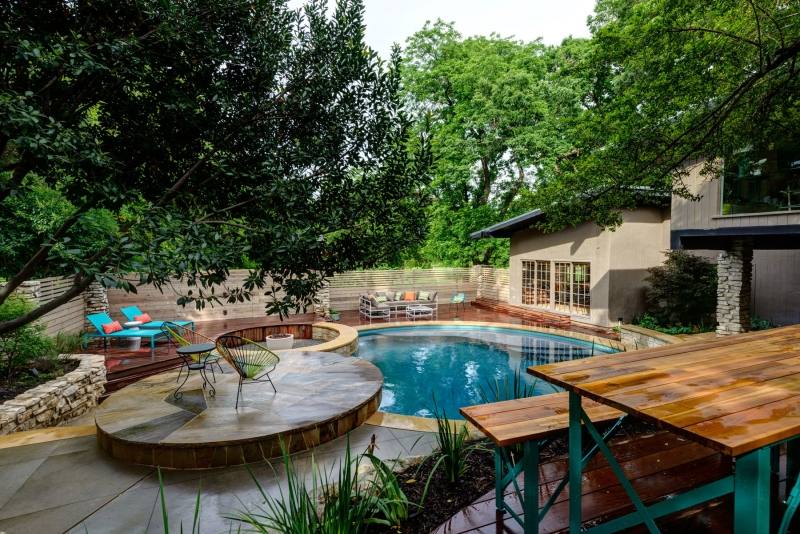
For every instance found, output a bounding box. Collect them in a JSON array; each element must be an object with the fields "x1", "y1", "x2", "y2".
[
  {"x1": 83, "y1": 281, "x2": 109, "y2": 329},
  {"x1": 314, "y1": 280, "x2": 331, "y2": 319},
  {"x1": 716, "y1": 240, "x2": 753, "y2": 336}
]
